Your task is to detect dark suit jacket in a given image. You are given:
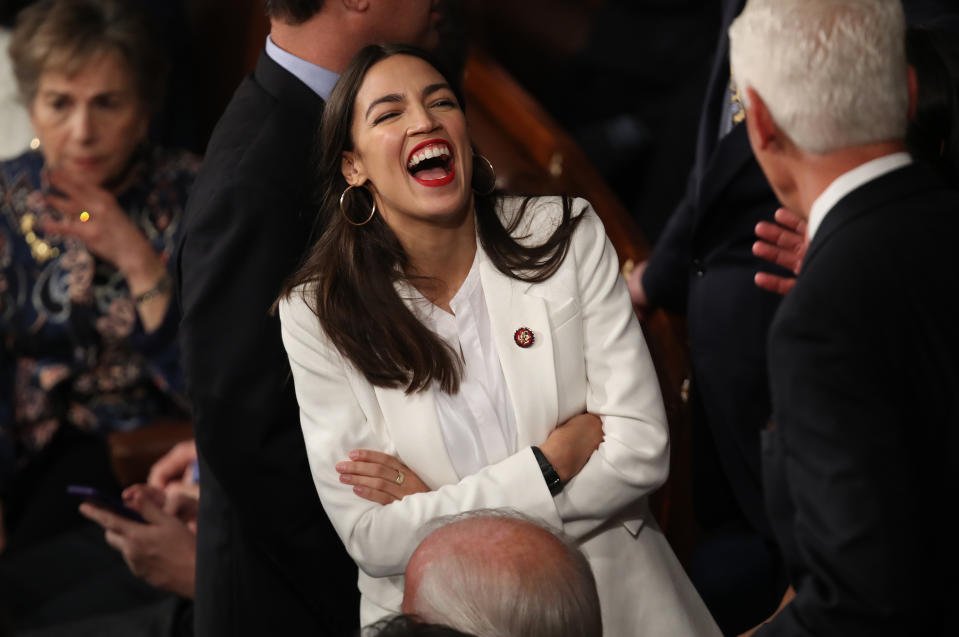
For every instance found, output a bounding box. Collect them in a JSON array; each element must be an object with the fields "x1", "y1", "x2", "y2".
[
  {"x1": 176, "y1": 51, "x2": 359, "y2": 636},
  {"x1": 641, "y1": 0, "x2": 785, "y2": 538},
  {"x1": 760, "y1": 163, "x2": 959, "y2": 636}
]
